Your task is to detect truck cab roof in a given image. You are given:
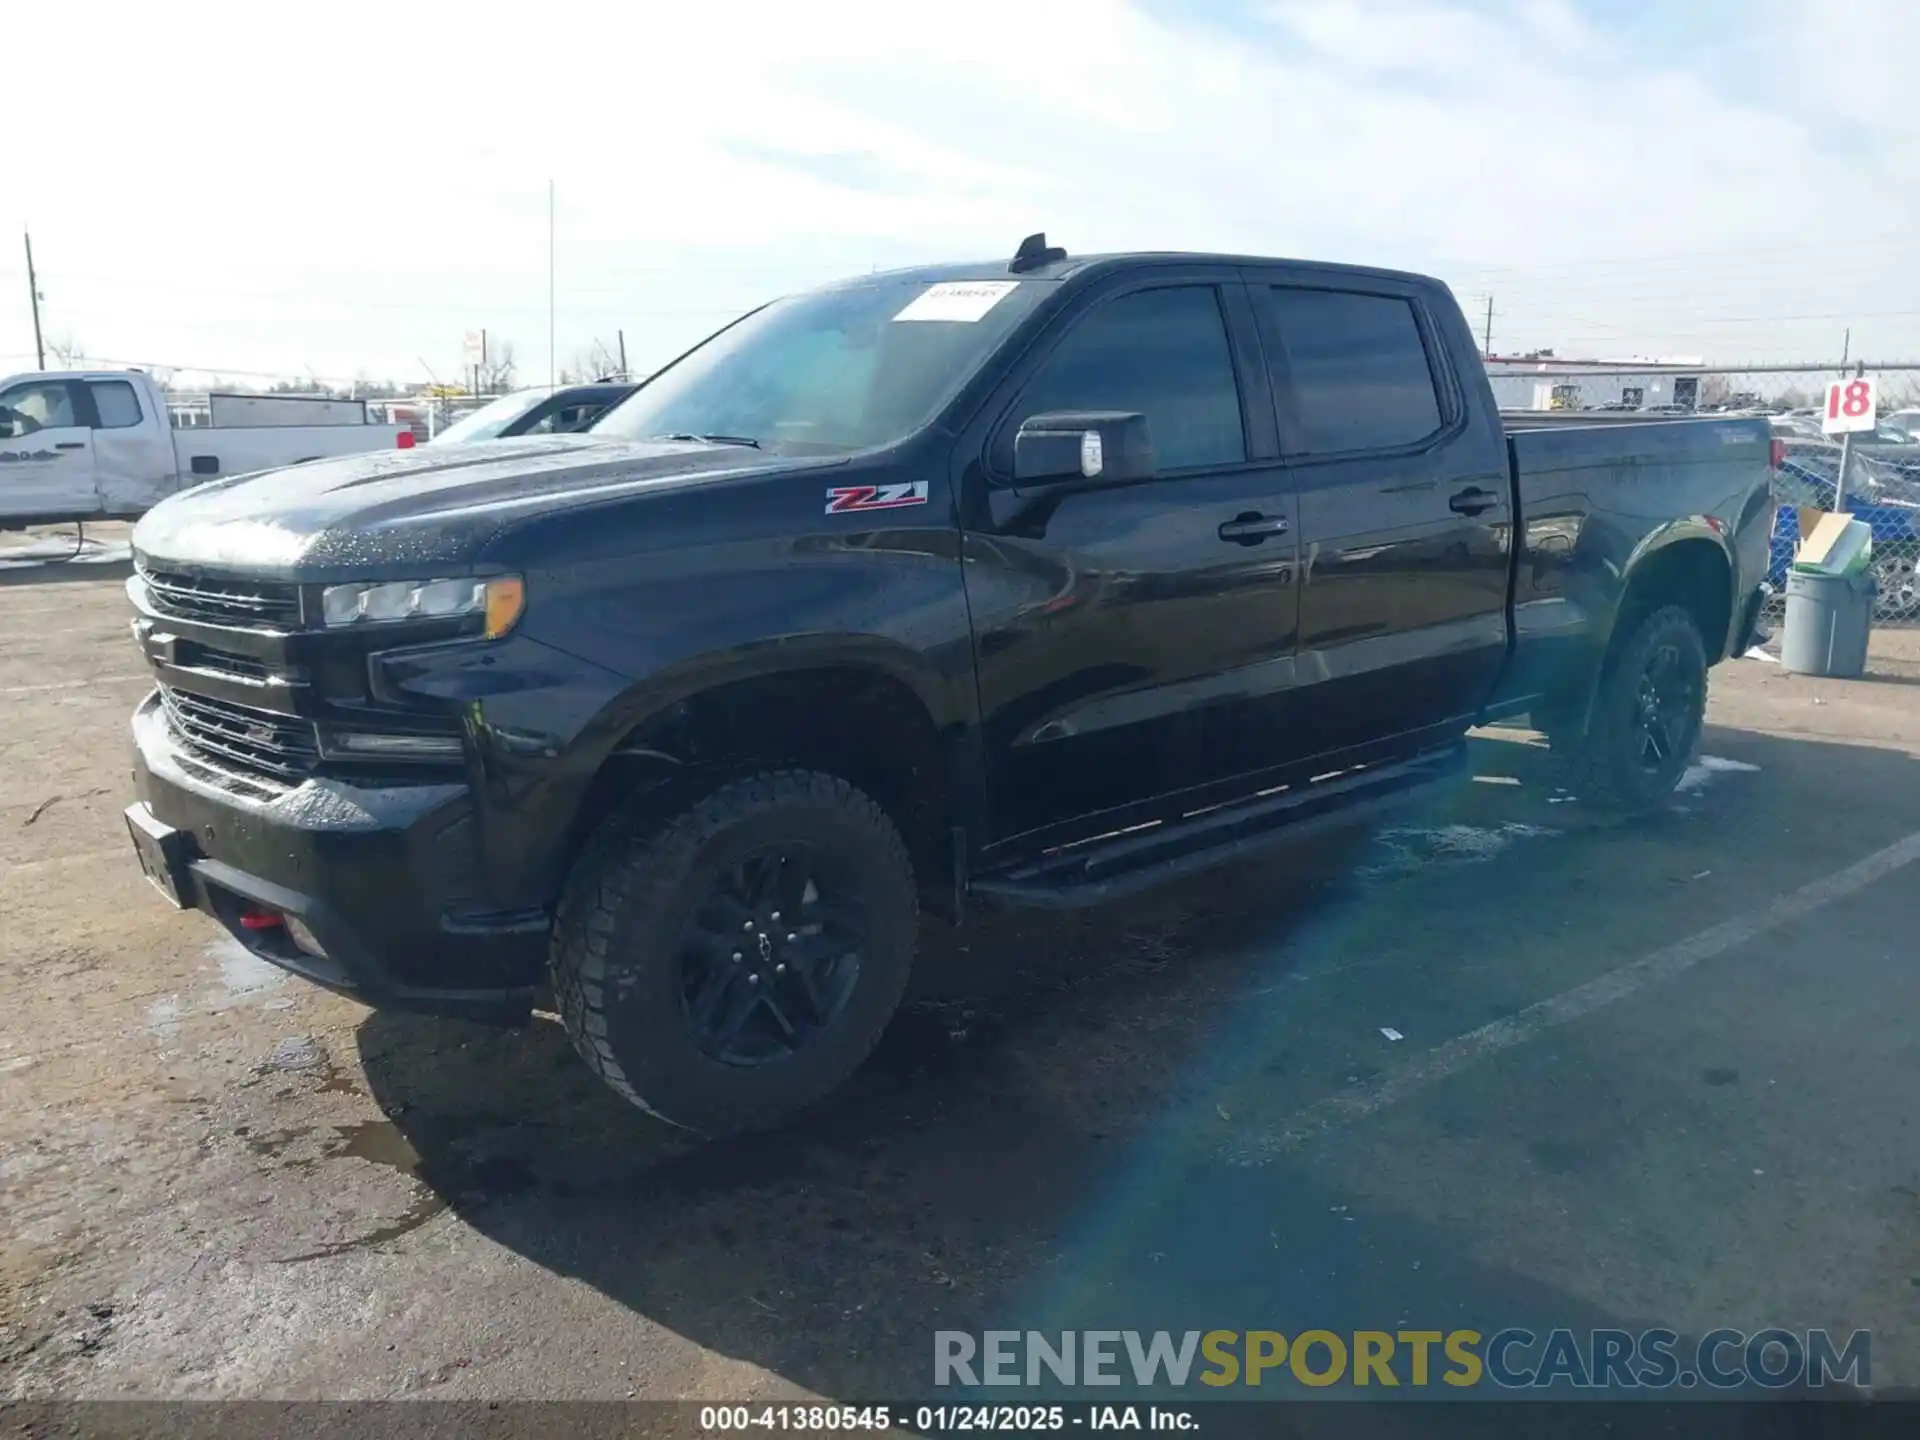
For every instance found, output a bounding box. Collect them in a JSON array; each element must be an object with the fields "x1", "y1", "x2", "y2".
[{"x1": 832, "y1": 238, "x2": 1445, "y2": 293}]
